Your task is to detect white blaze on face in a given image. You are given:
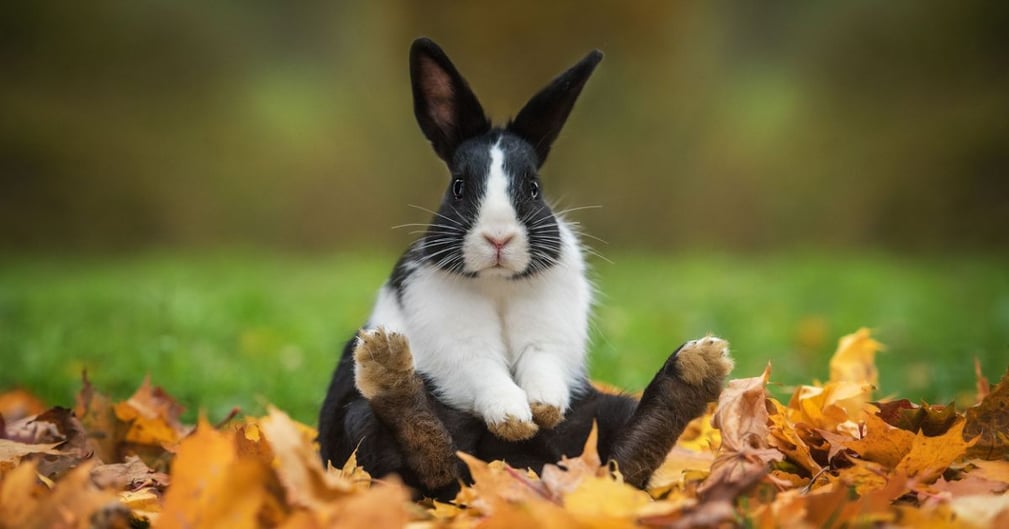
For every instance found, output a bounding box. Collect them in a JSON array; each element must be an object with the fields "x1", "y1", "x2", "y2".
[{"x1": 463, "y1": 143, "x2": 531, "y2": 276}]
